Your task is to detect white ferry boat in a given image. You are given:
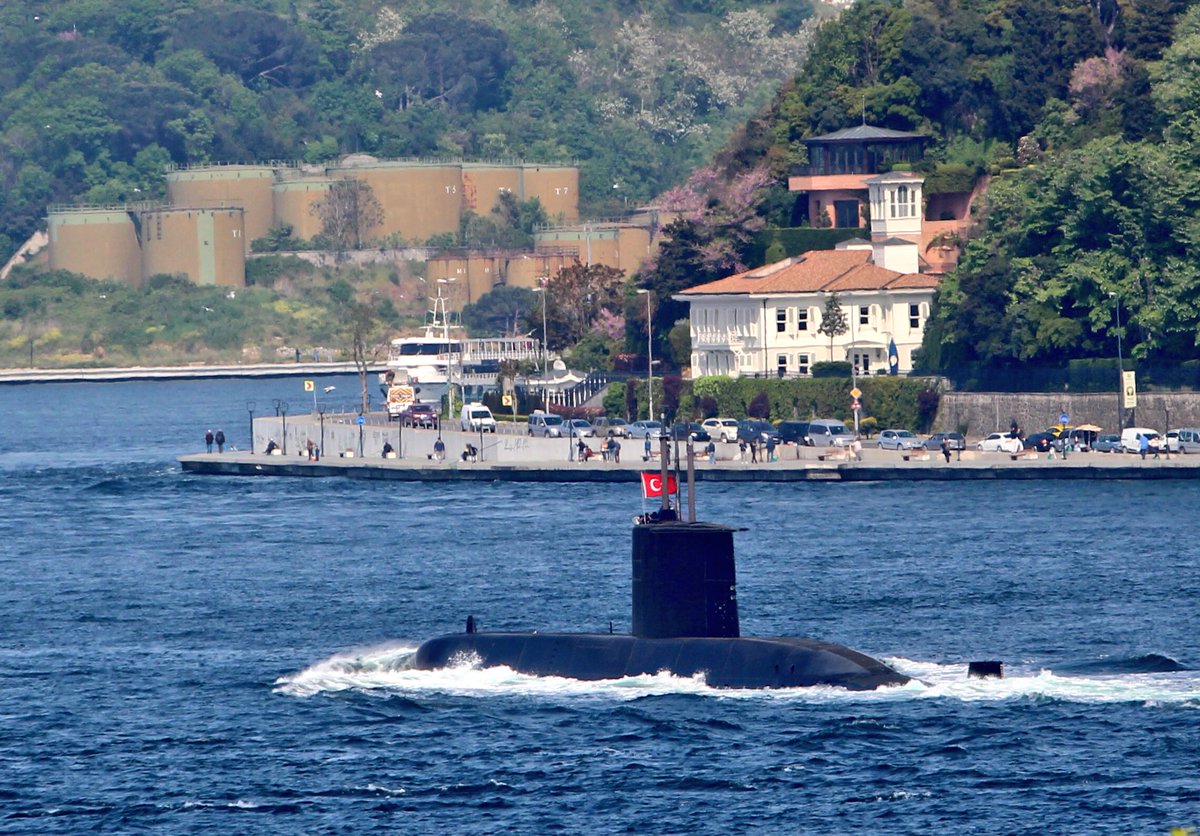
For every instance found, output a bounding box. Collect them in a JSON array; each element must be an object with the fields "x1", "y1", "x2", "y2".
[{"x1": 379, "y1": 291, "x2": 542, "y2": 403}]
